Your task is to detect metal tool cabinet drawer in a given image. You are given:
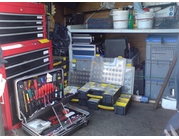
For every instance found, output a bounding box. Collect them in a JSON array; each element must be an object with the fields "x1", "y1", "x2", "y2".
[
  {"x1": 0, "y1": 2, "x2": 46, "y2": 44},
  {"x1": 4, "y1": 48, "x2": 50, "y2": 79},
  {"x1": 5, "y1": 56, "x2": 50, "y2": 78},
  {"x1": 0, "y1": 13, "x2": 44, "y2": 44},
  {"x1": 4, "y1": 48, "x2": 49, "y2": 67}
]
